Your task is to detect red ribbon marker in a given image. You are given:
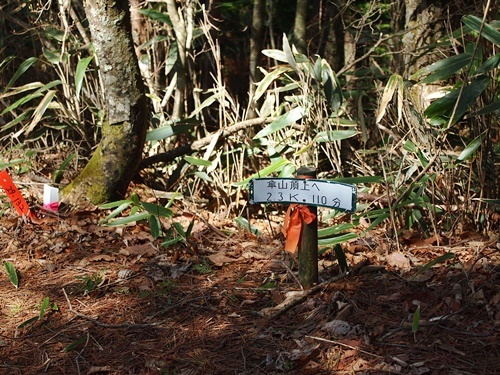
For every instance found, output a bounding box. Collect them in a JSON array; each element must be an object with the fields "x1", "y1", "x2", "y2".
[
  {"x1": 282, "y1": 204, "x2": 317, "y2": 252},
  {"x1": 0, "y1": 170, "x2": 32, "y2": 218},
  {"x1": 281, "y1": 174, "x2": 317, "y2": 253}
]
